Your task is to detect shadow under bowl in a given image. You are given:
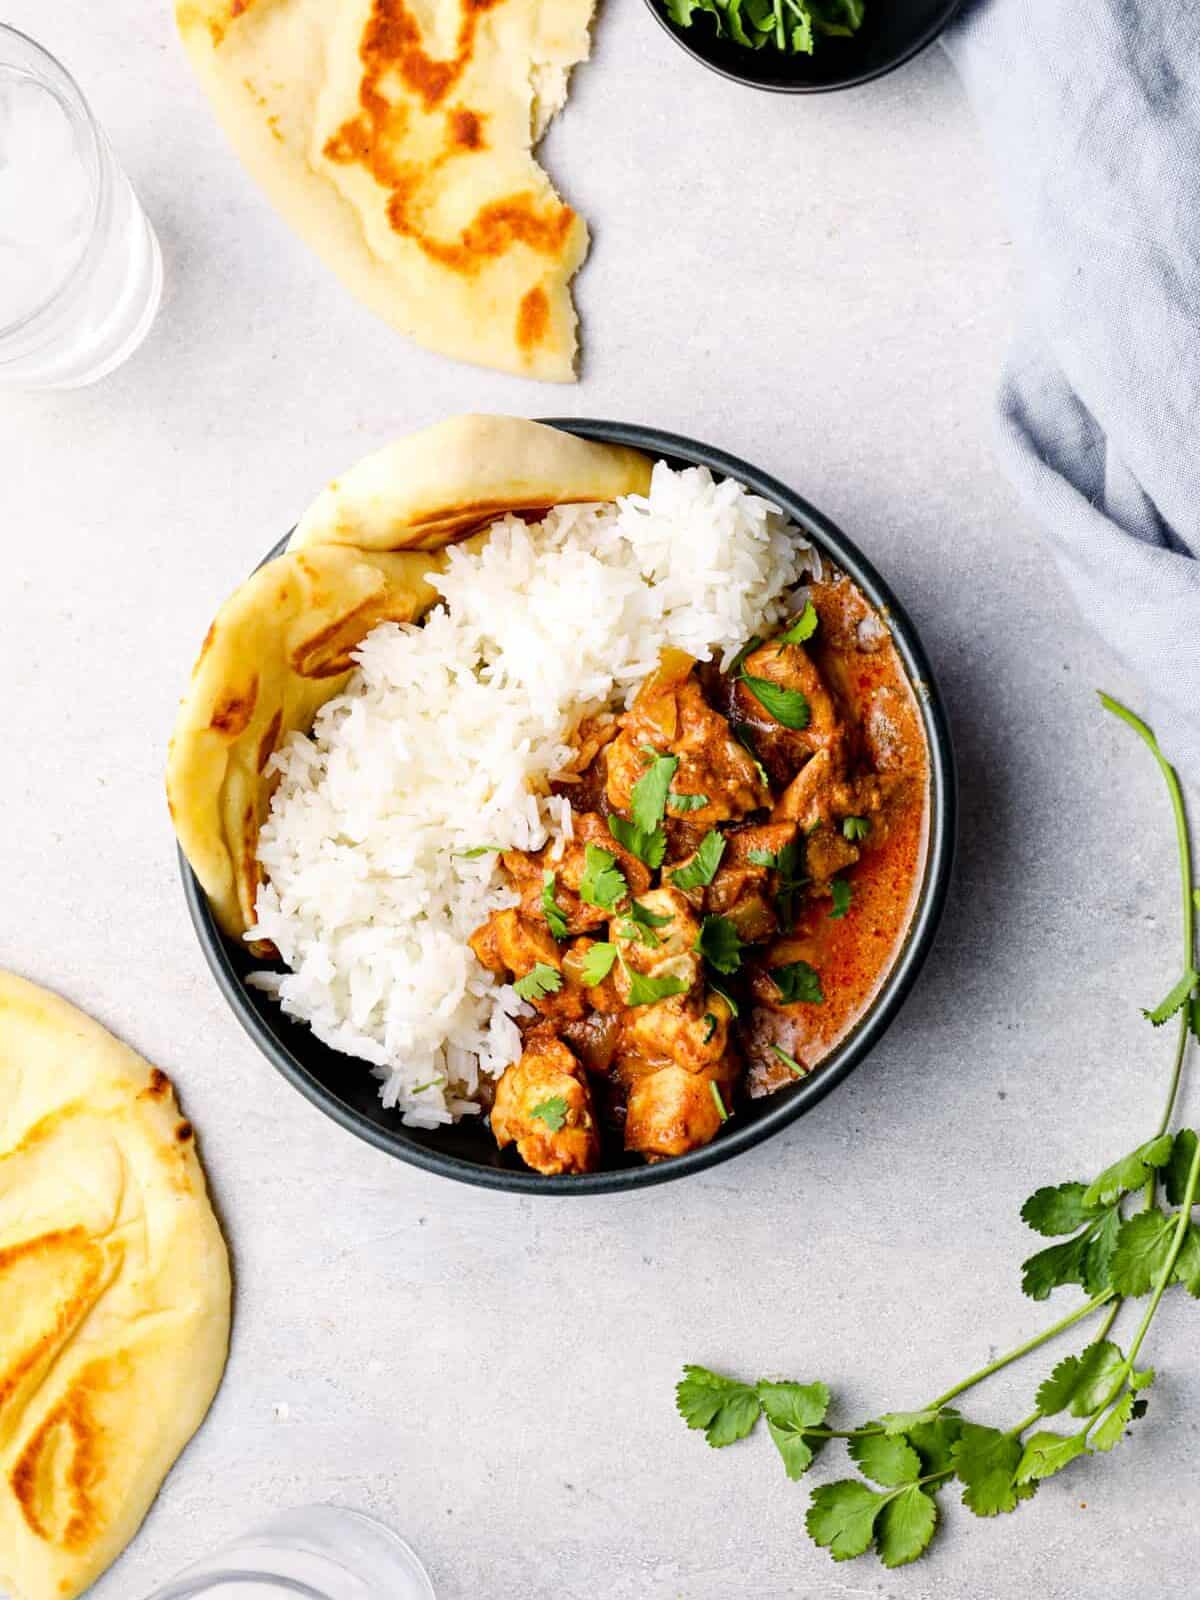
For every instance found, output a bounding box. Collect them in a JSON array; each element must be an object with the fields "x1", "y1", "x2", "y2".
[
  {"x1": 642, "y1": 0, "x2": 962, "y2": 93},
  {"x1": 181, "y1": 419, "x2": 956, "y2": 1193}
]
